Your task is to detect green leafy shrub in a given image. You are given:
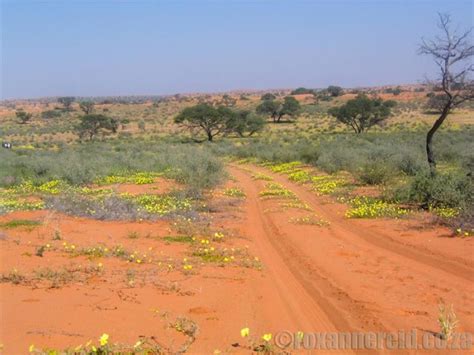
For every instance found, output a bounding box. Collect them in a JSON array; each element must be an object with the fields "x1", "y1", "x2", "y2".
[{"x1": 395, "y1": 172, "x2": 471, "y2": 209}]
